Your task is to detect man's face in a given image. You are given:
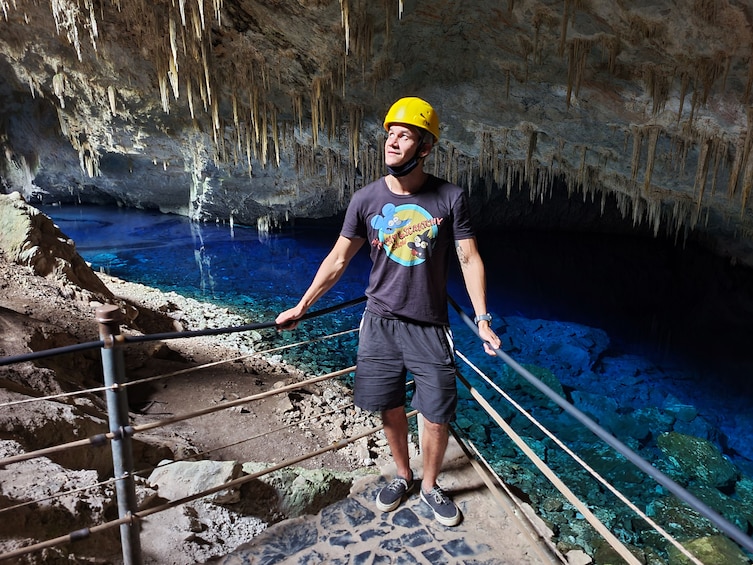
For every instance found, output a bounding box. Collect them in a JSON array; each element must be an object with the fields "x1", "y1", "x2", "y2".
[{"x1": 385, "y1": 124, "x2": 424, "y2": 167}]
